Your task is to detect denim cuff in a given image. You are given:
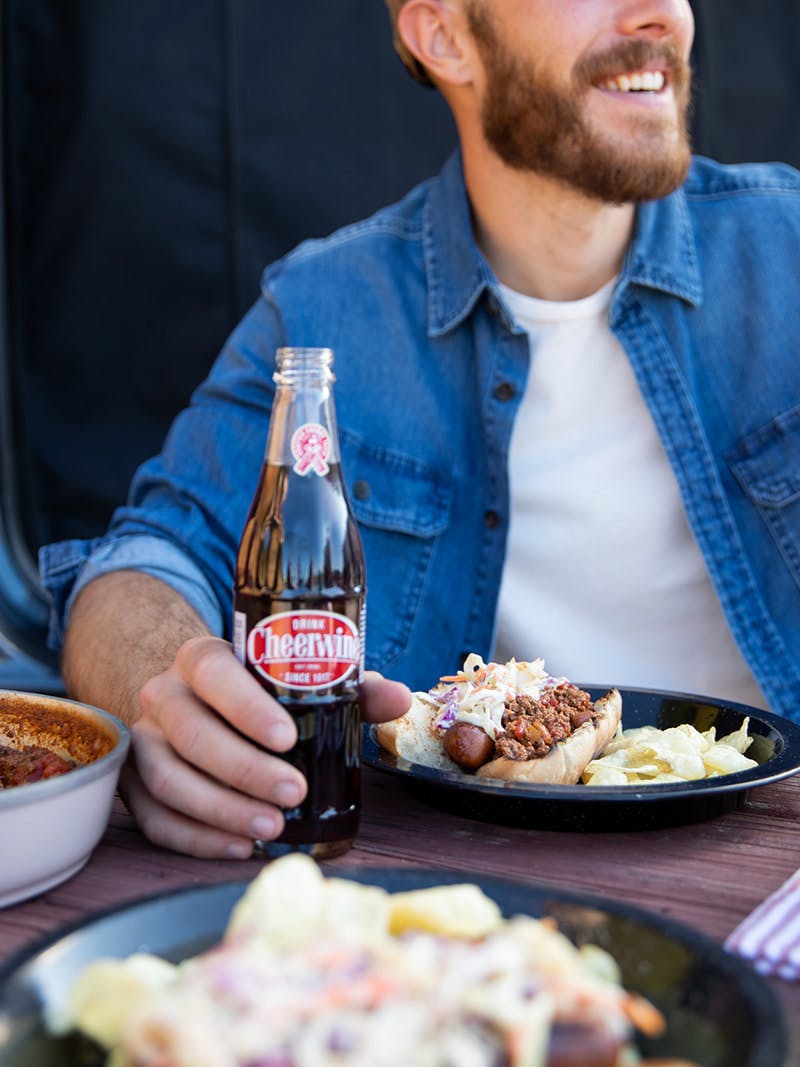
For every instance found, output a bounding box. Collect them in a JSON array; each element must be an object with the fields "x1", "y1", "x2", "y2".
[{"x1": 39, "y1": 534, "x2": 224, "y2": 651}]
